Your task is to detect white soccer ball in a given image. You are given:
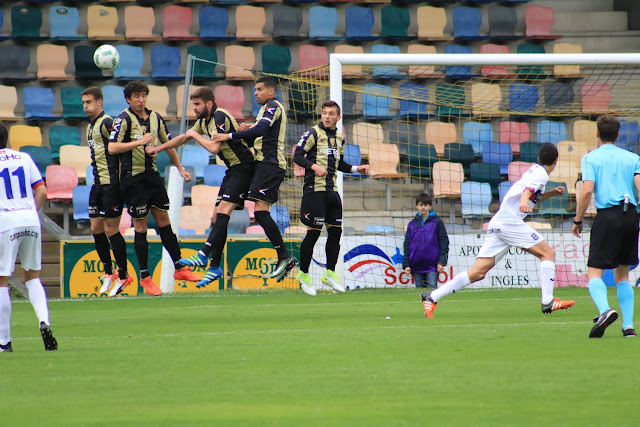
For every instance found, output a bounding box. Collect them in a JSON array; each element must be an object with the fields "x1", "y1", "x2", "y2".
[{"x1": 93, "y1": 44, "x2": 119, "y2": 70}]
